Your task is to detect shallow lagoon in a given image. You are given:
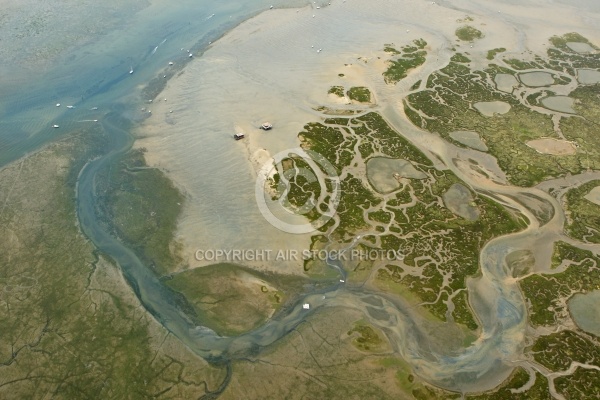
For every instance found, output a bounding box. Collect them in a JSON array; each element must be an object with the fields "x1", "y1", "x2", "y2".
[
  {"x1": 519, "y1": 71, "x2": 555, "y2": 87},
  {"x1": 443, "y1": 183, "x2": 479, "y2": 220},
  {"x1": 569, "y1": 290, "x2": 600, "y2": 336},
  {"x1": 566, "y1": 42, "x2": 595, "y2": 53},
  {"x1": 366, "y1": 157, "x2": 426, "y2": 193},
  {"x1": 474, "y1": 101, "x2": 511, "y2": 117},
  {"x1": 541, "y1": 96, "x2": 576, "y2": 113},
  {"x1": 494, "y1": 73, "x2": 518, "y2": 93},
  {"x1": 578, "y1": 68, "x2": 600, "y2": 84}
]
